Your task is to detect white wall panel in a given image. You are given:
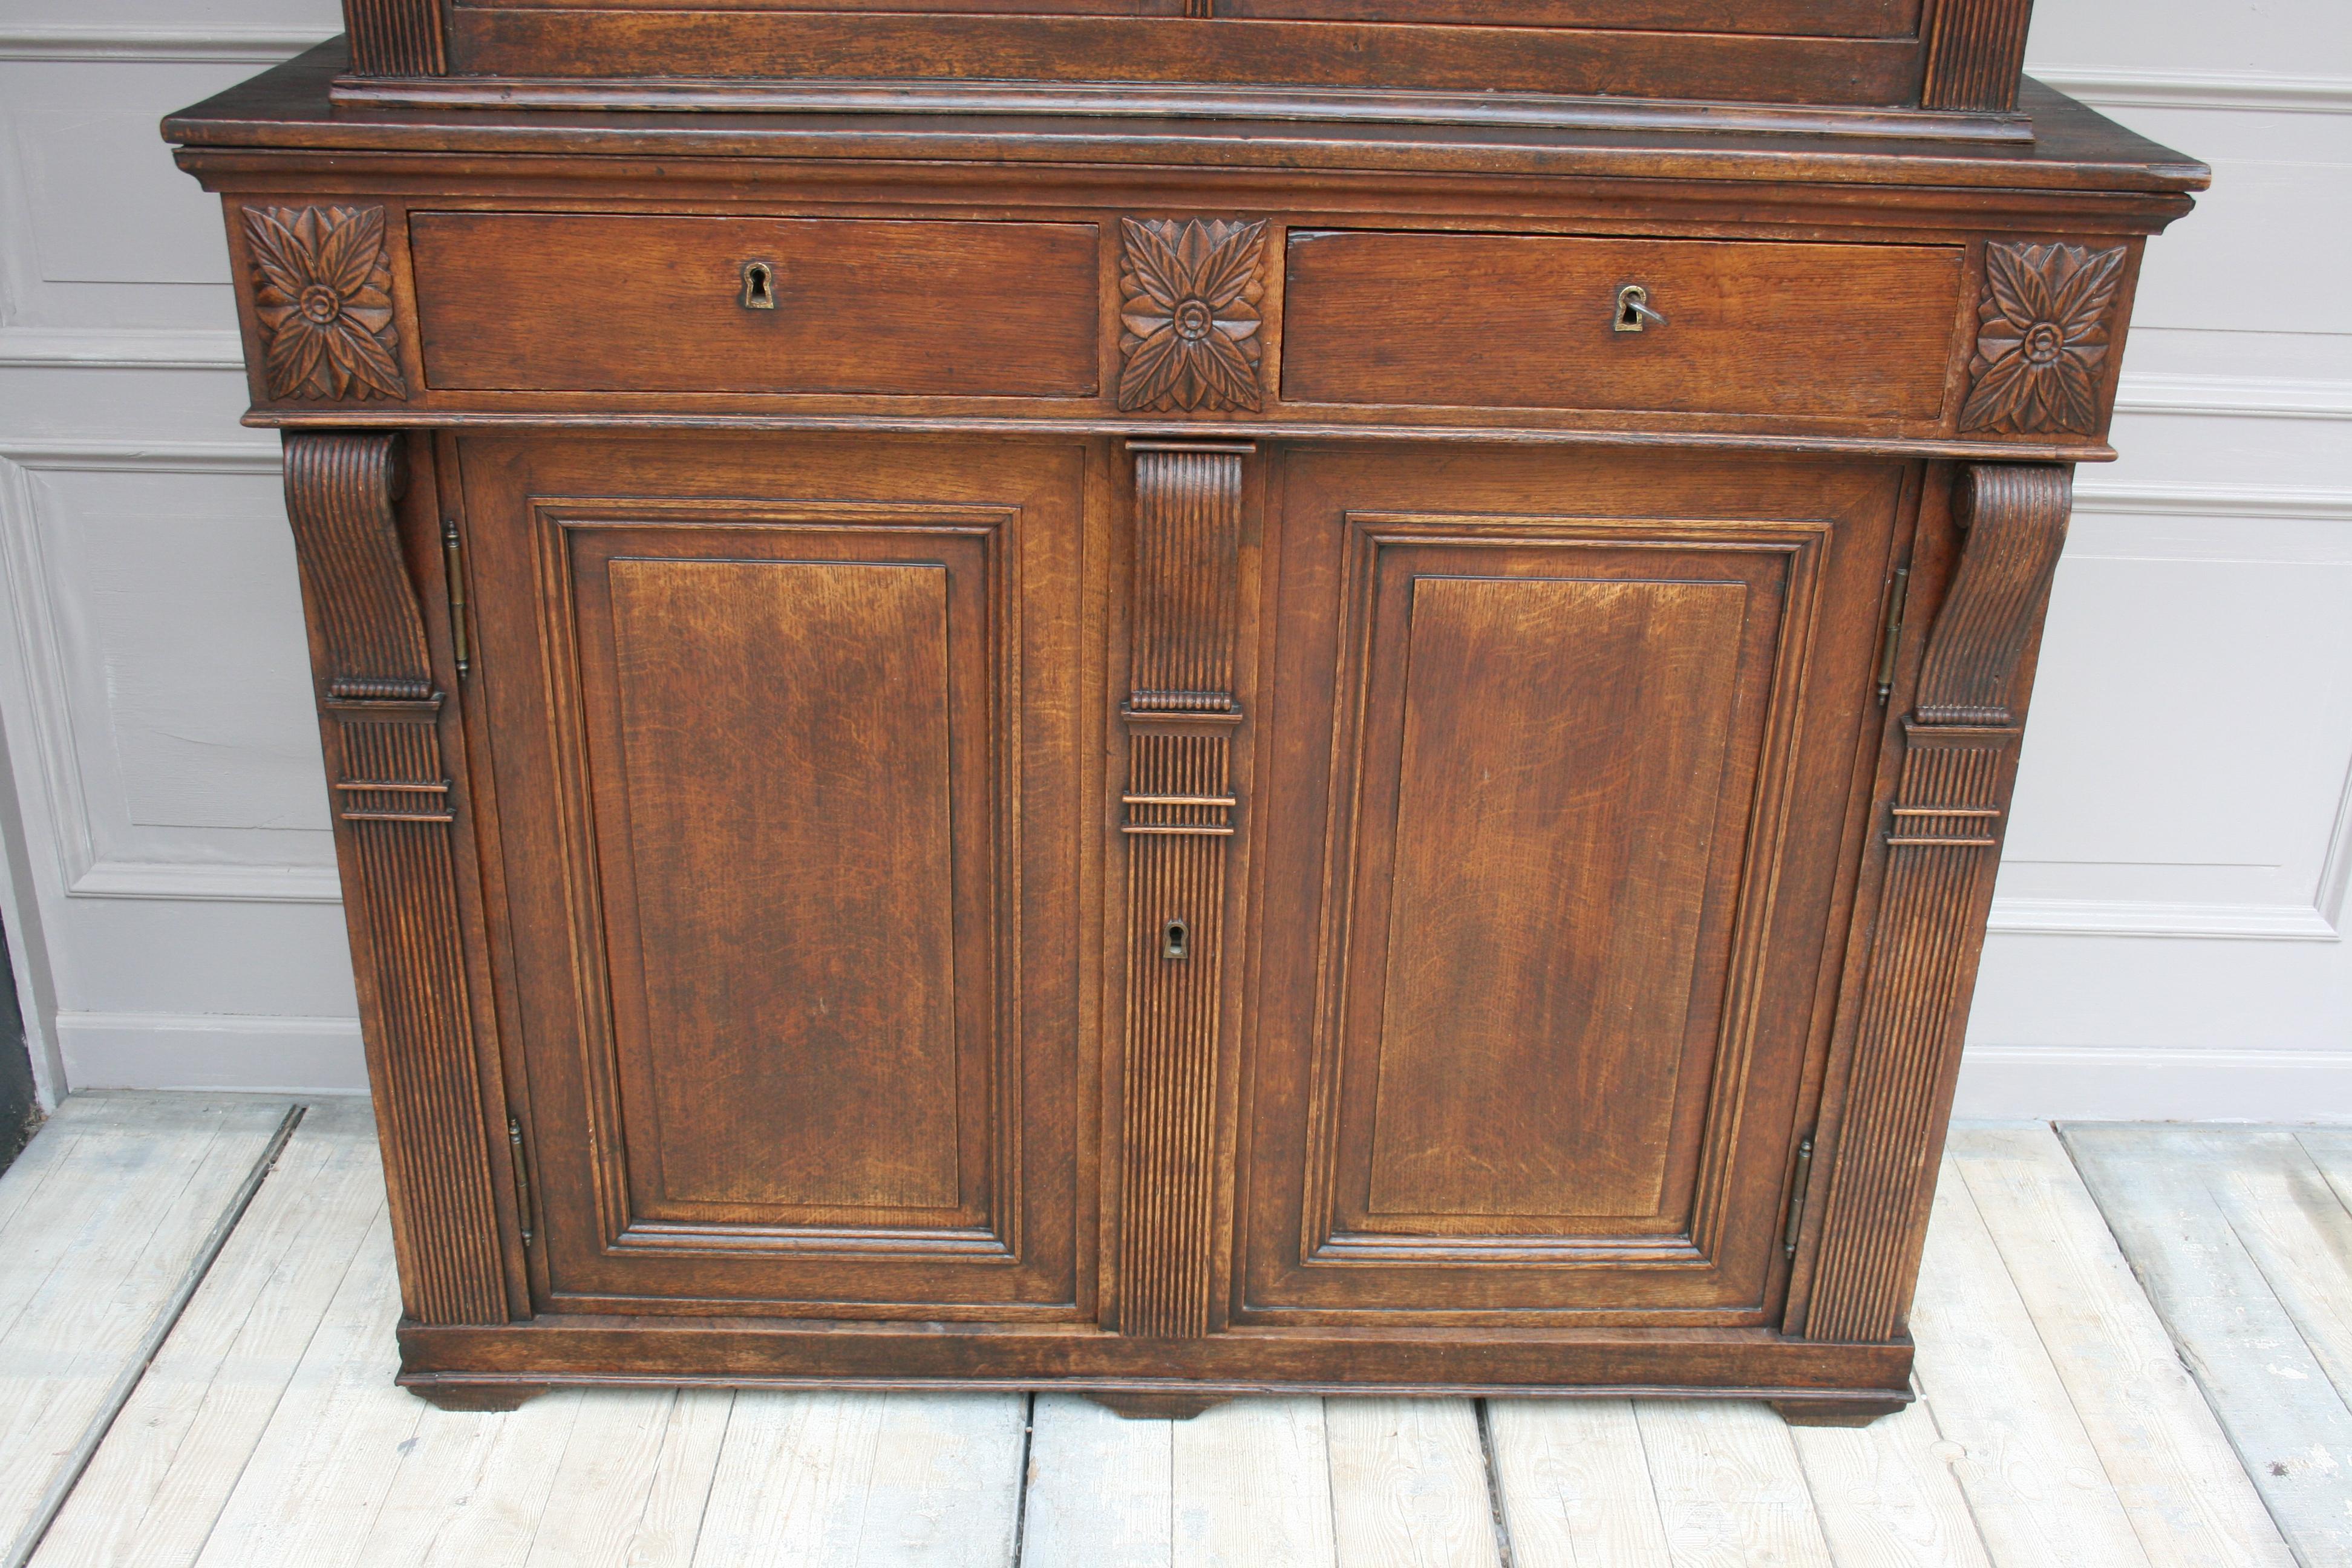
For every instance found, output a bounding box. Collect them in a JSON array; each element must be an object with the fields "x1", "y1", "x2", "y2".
[{"x1": 1, "y1": 455, "x2": 337, "y2": 895}]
